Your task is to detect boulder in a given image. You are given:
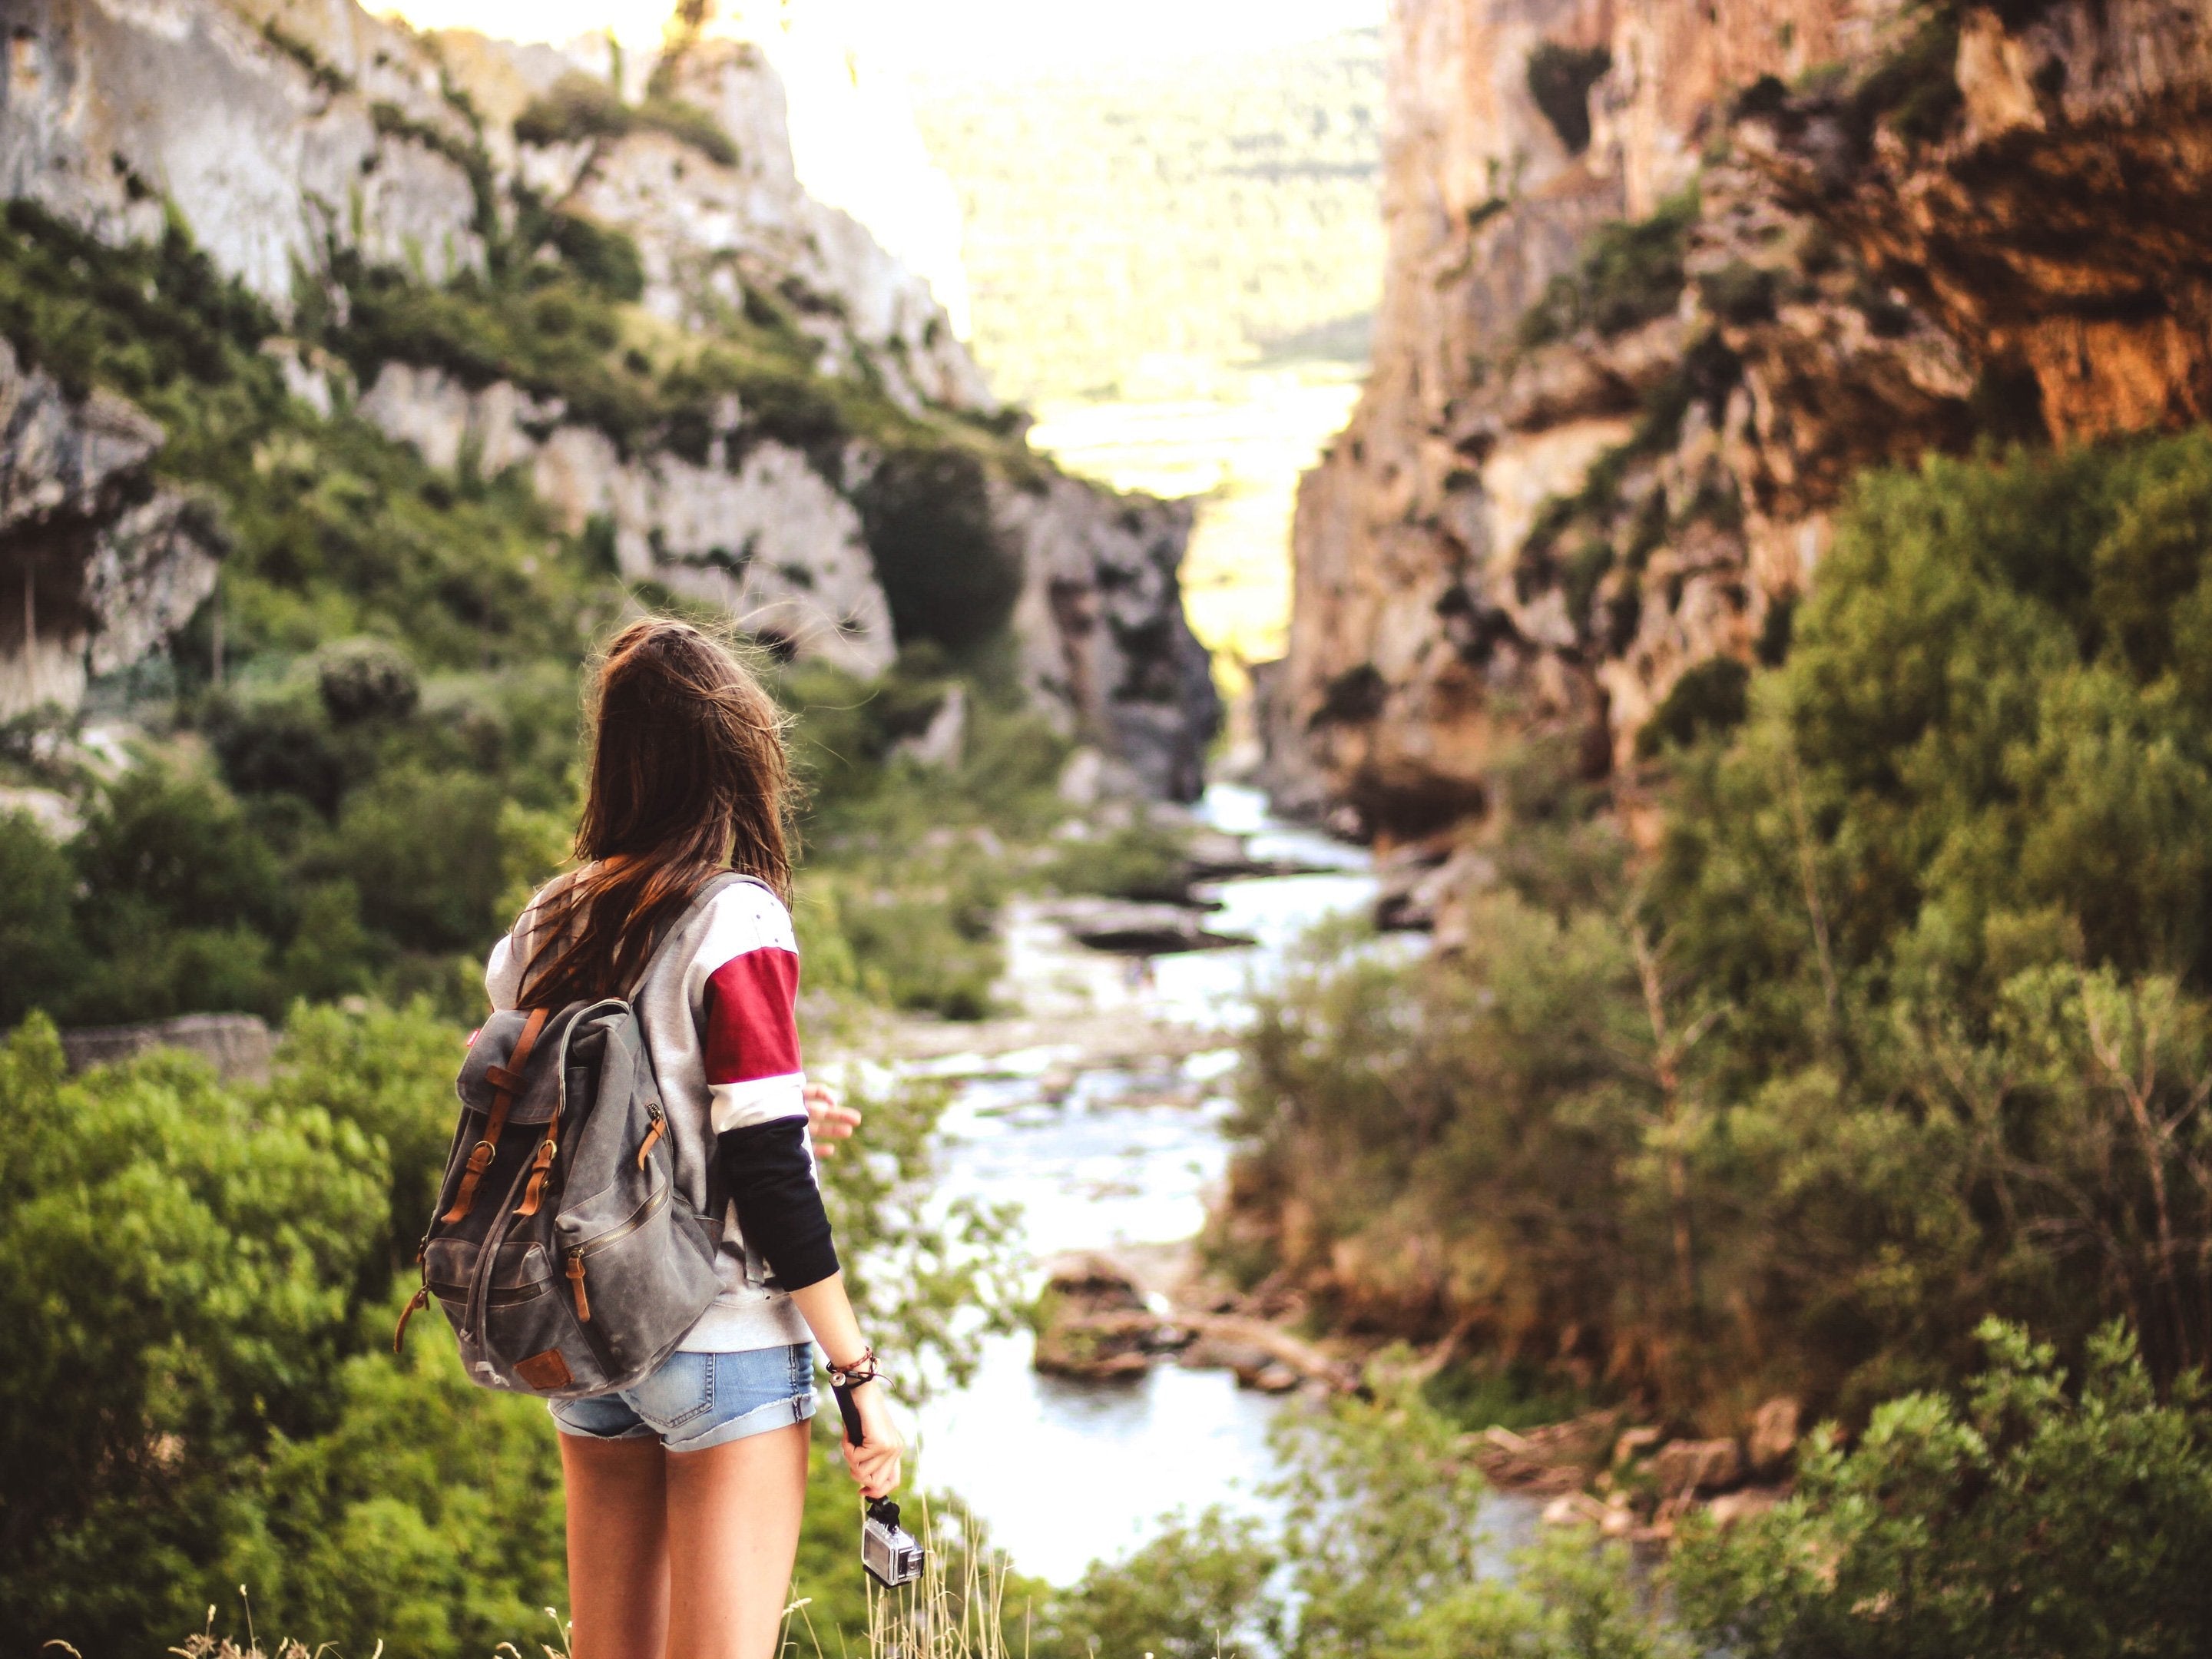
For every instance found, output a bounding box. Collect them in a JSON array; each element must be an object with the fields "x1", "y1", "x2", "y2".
[
  {"x1": 1611, "y1": 1424, "x2": 1664, "y2": 1467},
  {"x1": 1647, "y1": 1438, "x2": 1743, "y2": 1500},
  {"x1": 1747, "y1": 1396, "x2": 1802, "y2": 1477},
  {"x1": 1705, "y1": 1486, "x2": 1786, "y2": 1528},
  {"x1": 1032, "y1": 1253, "x2": 1175, "y2": 1381},
  {"x1": 61, "y1": 1013, "x2": 275, "y2": 1084},
  {"x1": 1181, "y1": 1334, "x2": 1276, "y2": 1375},
  {"x1": 1045, "y1": 897, "x2": 1255, "y2": 957}
]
